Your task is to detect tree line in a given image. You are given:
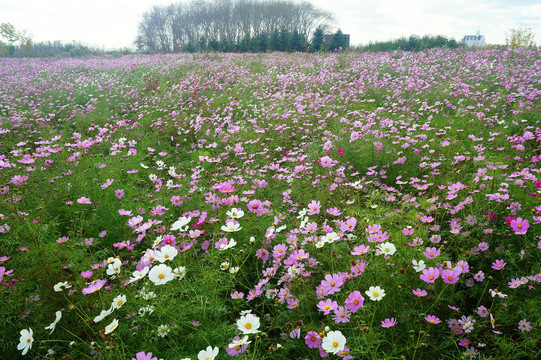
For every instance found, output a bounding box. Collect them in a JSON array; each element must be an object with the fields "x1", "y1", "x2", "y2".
[
  {"x1": 357, "y1": 34, "x2": 461, "y2": 52},
  {"x1": 135, "y1": 0, "x2": 335, "y2": 53}
]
